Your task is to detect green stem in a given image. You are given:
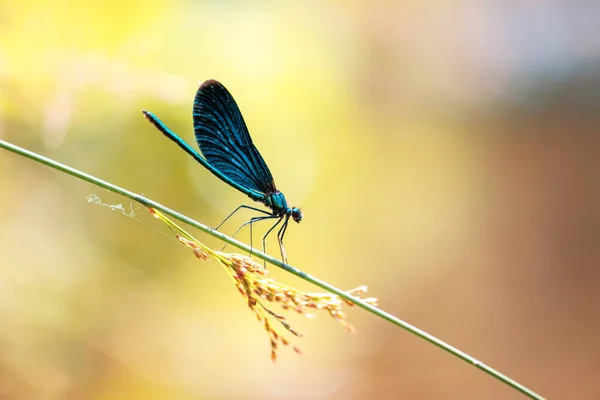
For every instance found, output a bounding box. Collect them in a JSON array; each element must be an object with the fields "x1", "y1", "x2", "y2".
[{"x1": 0, "y1": 139, "x2": 545, "y2": 400}]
